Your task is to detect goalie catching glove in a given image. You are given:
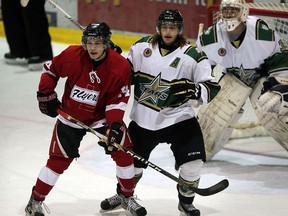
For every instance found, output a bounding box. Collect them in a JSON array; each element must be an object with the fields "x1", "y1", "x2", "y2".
[
  {"x1": 258, "y1": 76, "x2": 288, "y2": 115},
  {"x1": 37, "y1": 91, "x2": 61, "y2": 118},
  {"x1": 170, "y1": 78, "x2": 201, "y2": 100},
  {"x1": 98, "y1": 122, "x2": 126, "y2": 154}
]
